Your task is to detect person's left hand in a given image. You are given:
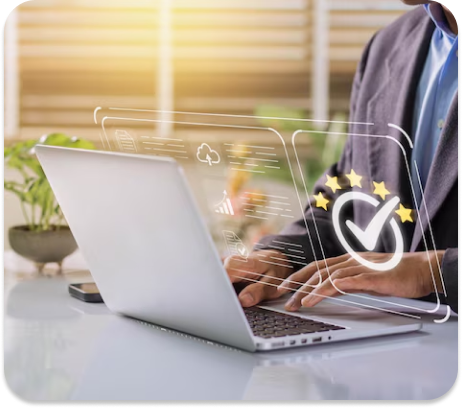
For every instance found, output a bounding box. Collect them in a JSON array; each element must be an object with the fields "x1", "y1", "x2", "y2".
[{"x1": 277, "y1": 251, "x2": 445, "y2": 311}]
